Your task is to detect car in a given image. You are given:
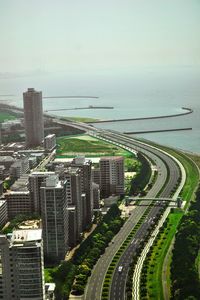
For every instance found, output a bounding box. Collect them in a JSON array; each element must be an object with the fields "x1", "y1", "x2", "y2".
[{"x1": 118, "y1": 266, "x2": 123, "y2": 273}]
